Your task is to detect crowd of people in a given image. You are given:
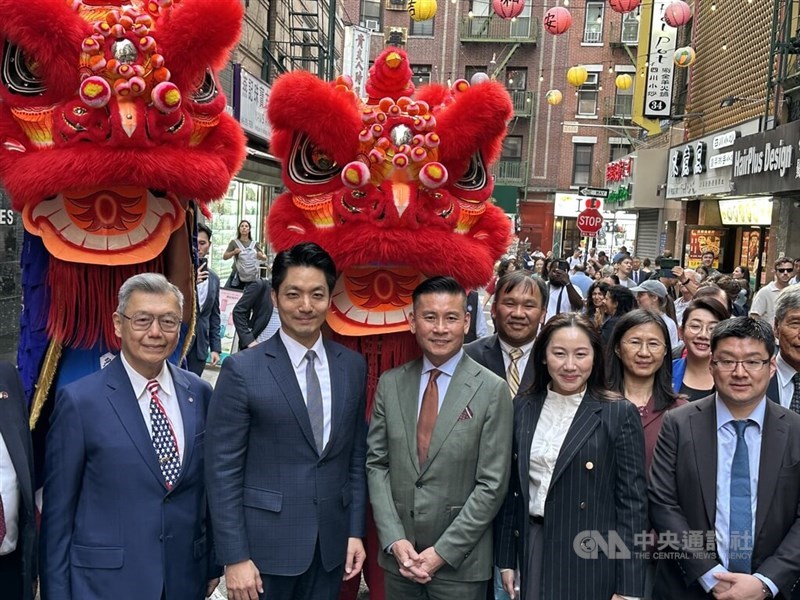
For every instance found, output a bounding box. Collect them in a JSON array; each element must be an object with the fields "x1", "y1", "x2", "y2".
[{"x1": 2, "y1": 236, "x2": 800, "y2": 600}]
